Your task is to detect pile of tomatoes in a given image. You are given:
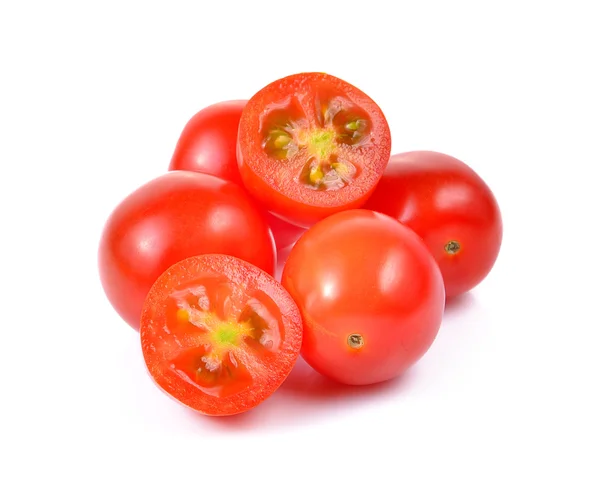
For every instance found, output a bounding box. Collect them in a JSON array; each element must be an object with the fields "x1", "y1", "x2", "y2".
[{"x1": 98, "y1": 72, "x2": 502, "y2": 416}]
